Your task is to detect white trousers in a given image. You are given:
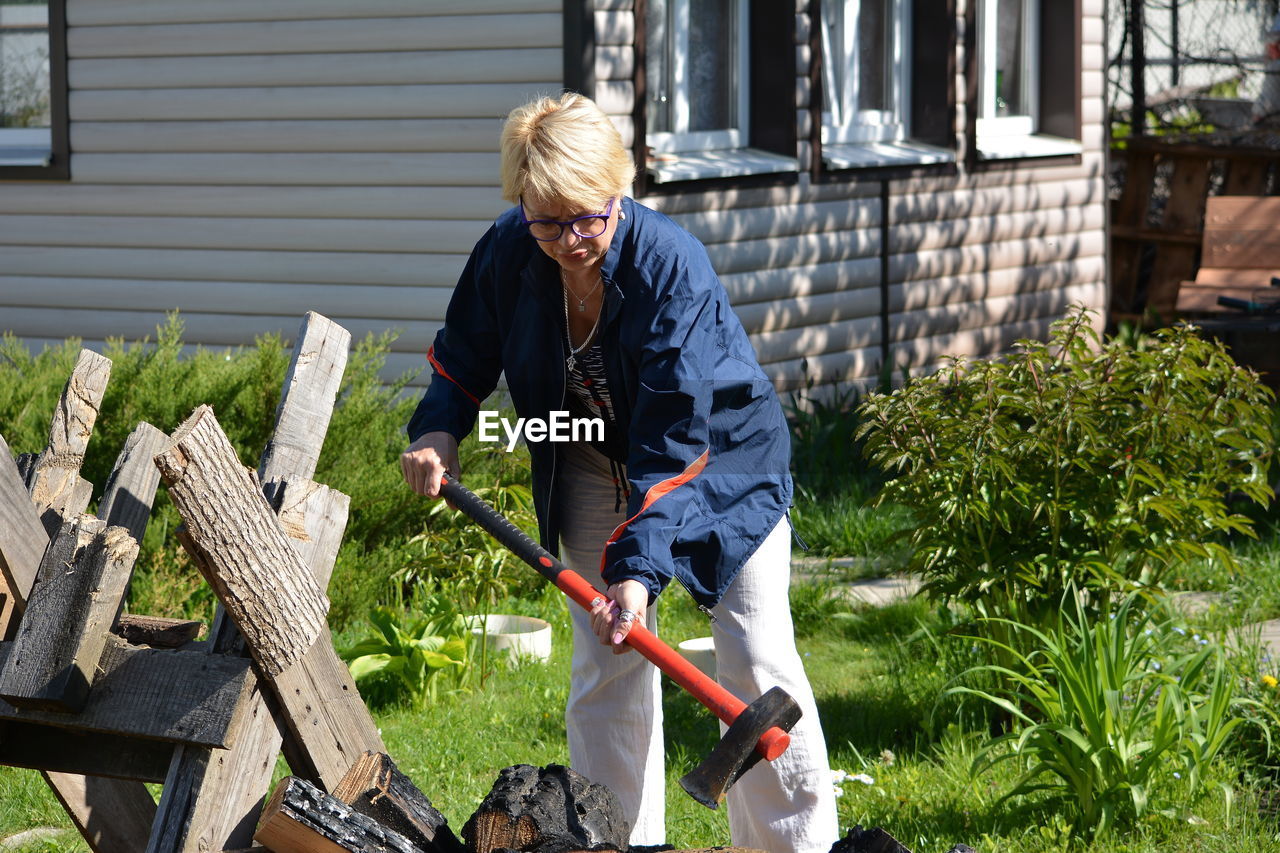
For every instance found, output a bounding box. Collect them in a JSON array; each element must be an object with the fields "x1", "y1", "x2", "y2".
[{"x1": 558, "y1": 442, "x2": 839, "y2": 852}]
